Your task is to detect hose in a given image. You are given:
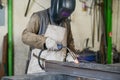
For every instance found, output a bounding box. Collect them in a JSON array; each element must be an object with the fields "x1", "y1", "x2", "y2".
[{"x1": 38, "y1": 50, "x2": 44, "y2": 70}]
